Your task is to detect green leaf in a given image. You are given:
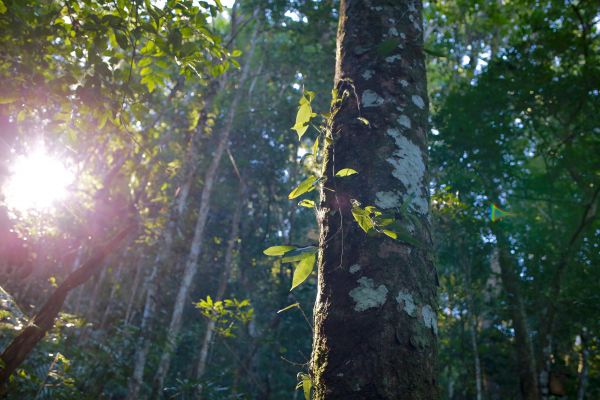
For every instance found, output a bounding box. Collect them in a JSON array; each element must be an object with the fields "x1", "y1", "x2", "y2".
[
  {"x1": 263, "y1": 245, "x2": 296, "y2": 256},
  {"x1": 382, "y1": 230, "x2": 397, "y2": 239},
  {"x1": 311, "y1": 136, "x2": 319, "y2": 159},
  {"x1": 335, "y1": 168, "x2": 358, "y2": 177},
  {"x1": 0, "y1": 1, "x2": 6, "y2": 14},
  {"x1": 291, "y1": 94, "x2": 315, "y2": 139},
  {"x1": 282, "y1": 246, "x2": 318, "y2": 263},
  {"x1": 351, "y1": 206, "x2": 374, "y2": 233},
  {"x1": 291, "y1": 254, "x2": 315, "y2": 291},
  {"x1": 115, "y1": 31, "x2": 129, "y2": 50},
  {"x1": 289, "y1": 175, "x2": 317, "y2": 199},
  {"x1": 357, "y1": 117, "x2": 370, "y2": 125},
  {"x1": 0, "y1": 96, "x2": 17, "y2": 104},
  {"x1": 277, "y1": 303, "x2": 300, "y2": 314},
  {"x1": 298, "y1": 199, "x2": 315, "y2": 208},
  {"x1": 300, "y1": 374, "x2": 312, "y2": 400}
]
